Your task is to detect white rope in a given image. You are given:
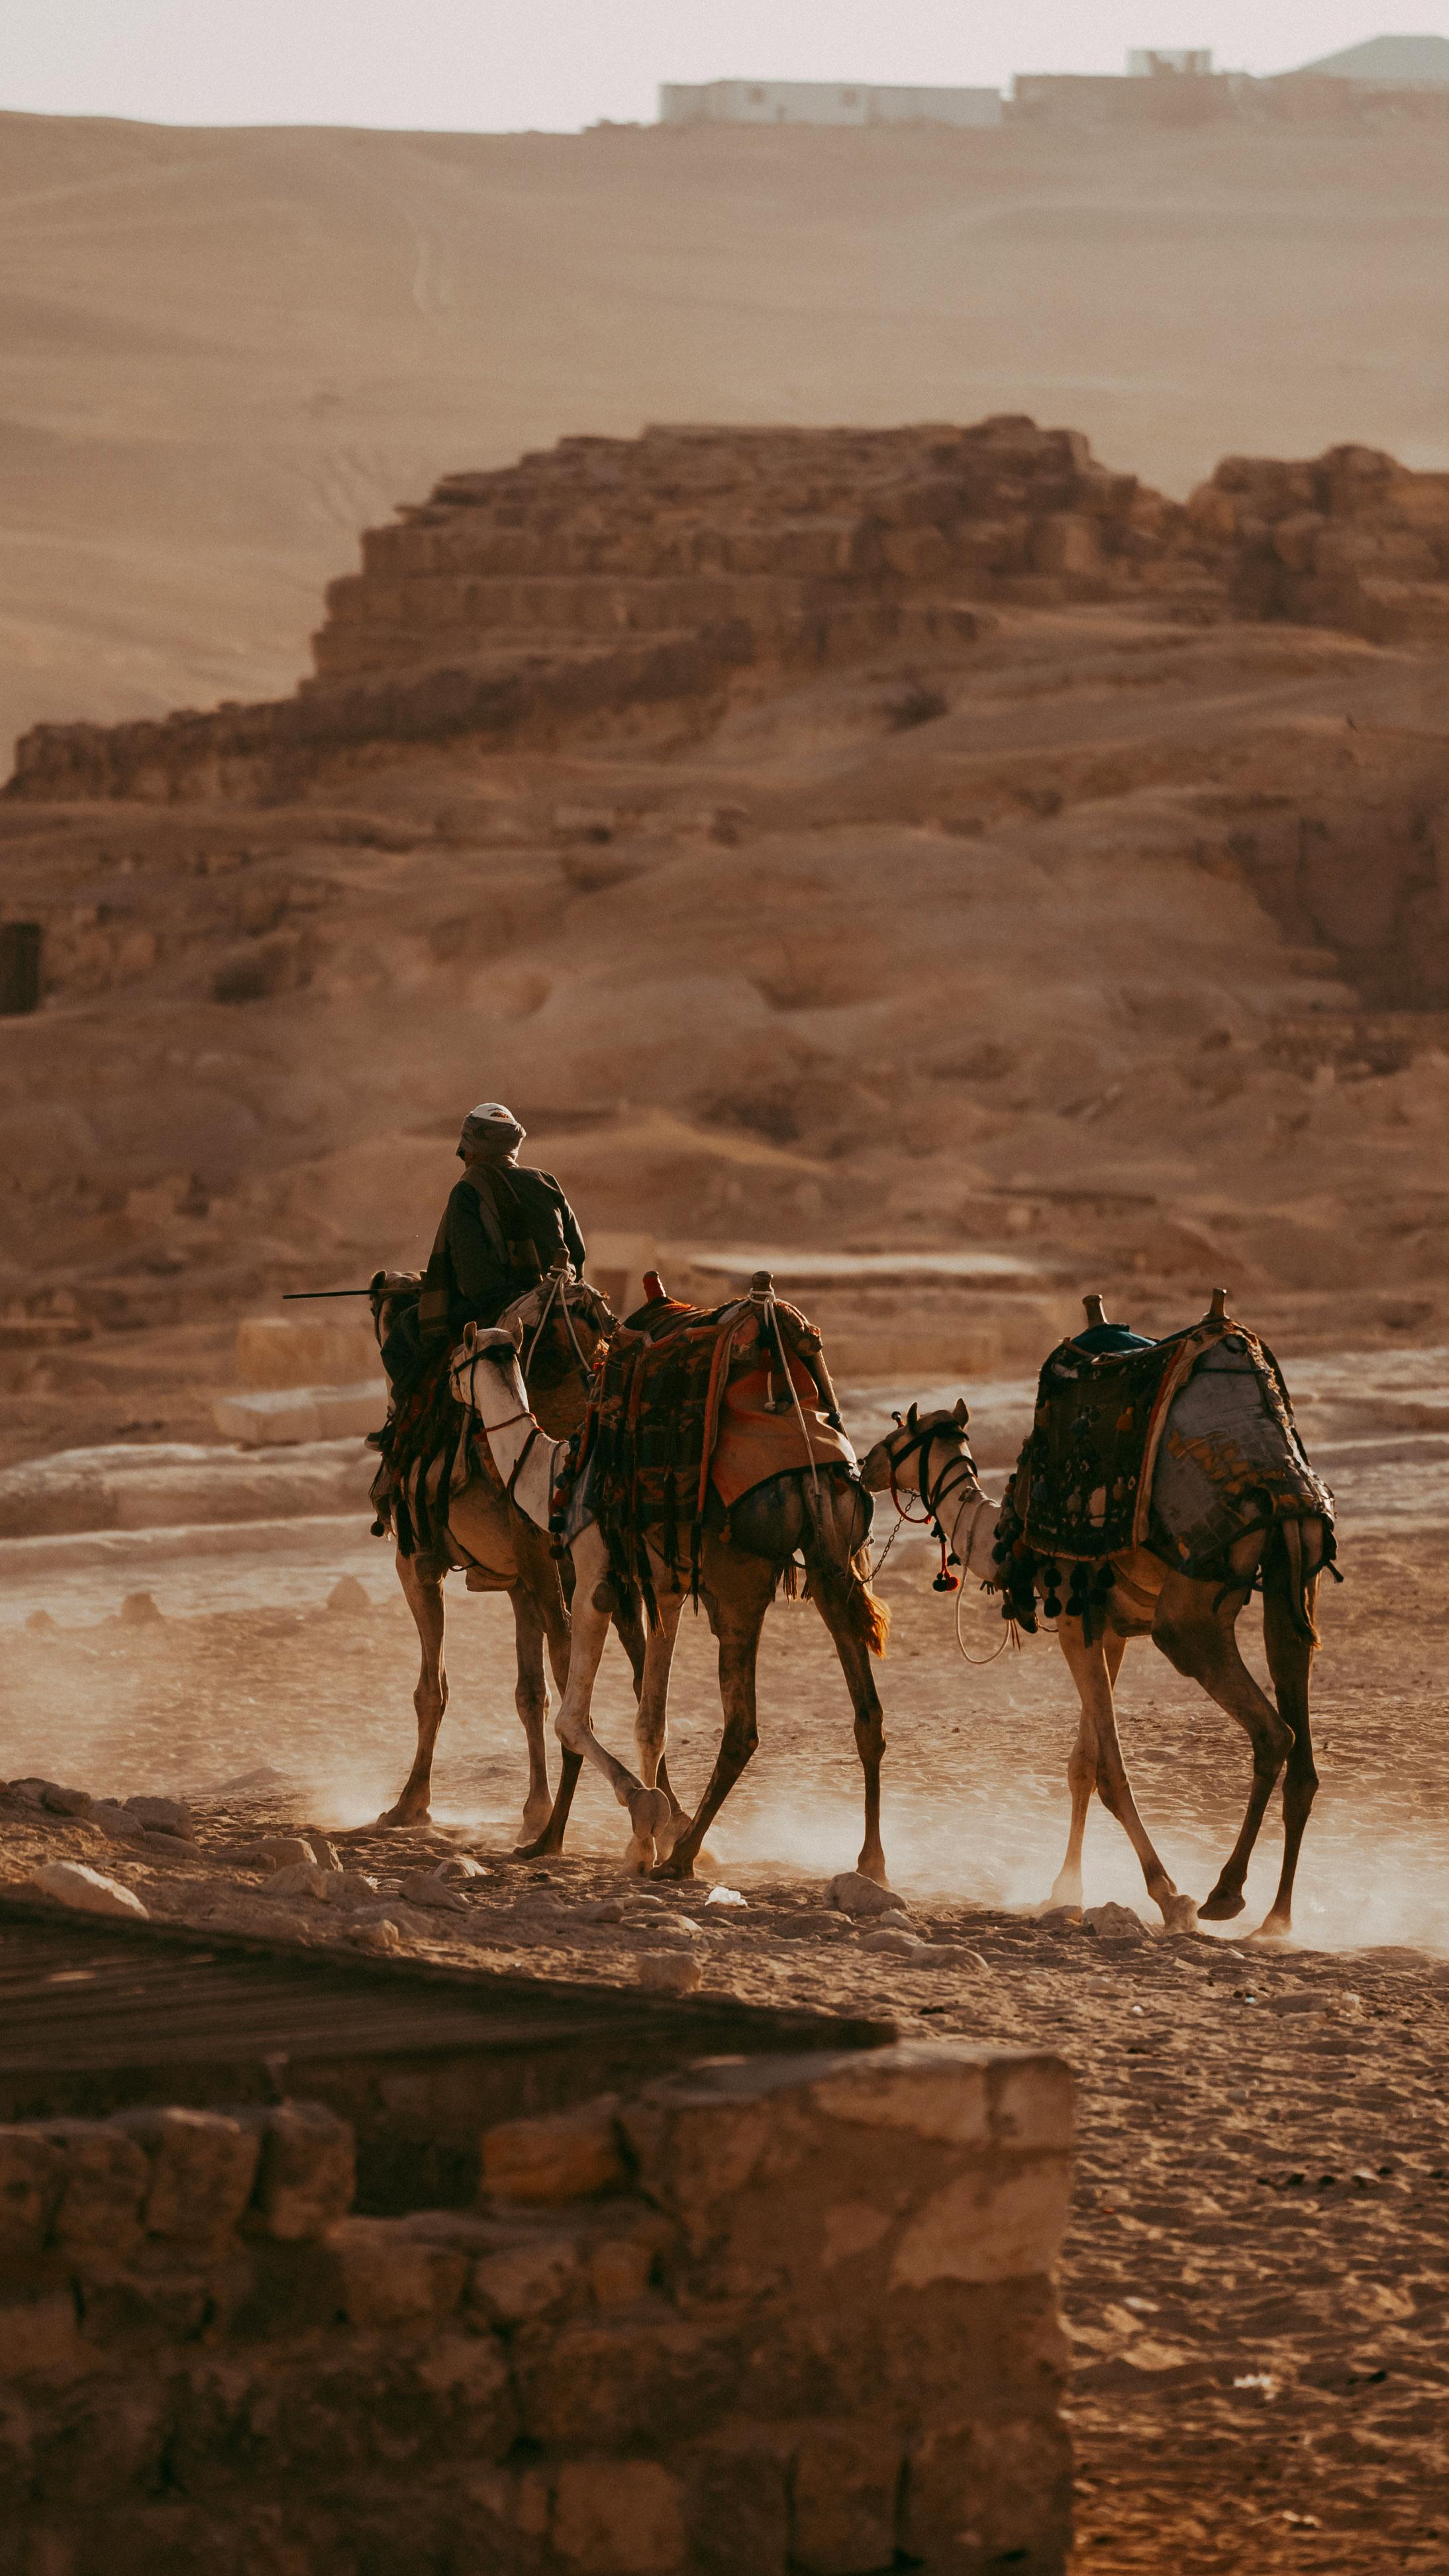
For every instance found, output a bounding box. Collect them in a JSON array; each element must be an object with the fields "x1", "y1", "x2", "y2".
[{"x1": 765, "y1": 1295, "x2": 822, "y2": 1510}]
